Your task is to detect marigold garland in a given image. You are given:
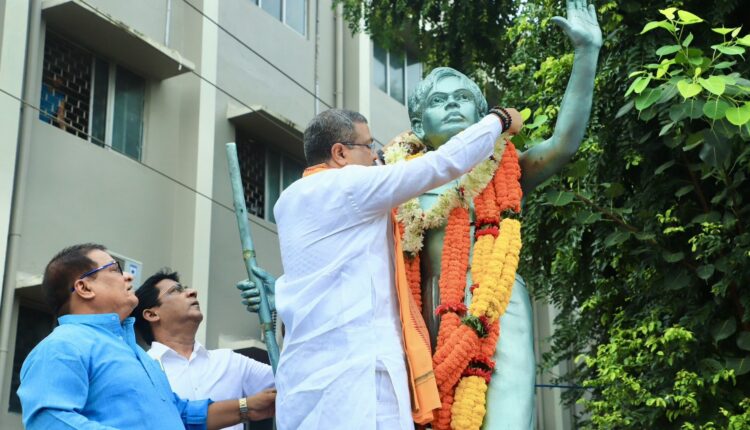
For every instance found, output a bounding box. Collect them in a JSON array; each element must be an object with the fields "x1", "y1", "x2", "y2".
[{"x1": 389, "y1": 135, "x2": 523, "y2": 430}]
